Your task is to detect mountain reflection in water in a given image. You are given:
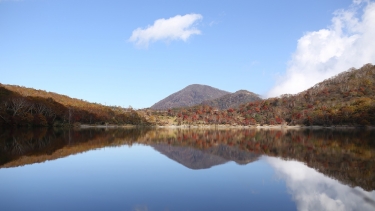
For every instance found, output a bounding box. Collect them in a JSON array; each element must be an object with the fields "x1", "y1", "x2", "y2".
[
  {"x1": 0, "y1": 127, "x2": 374, "y2": 210},
  {"x1": 152, "y1": 144, "x2": 260, "y2": 169}
]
